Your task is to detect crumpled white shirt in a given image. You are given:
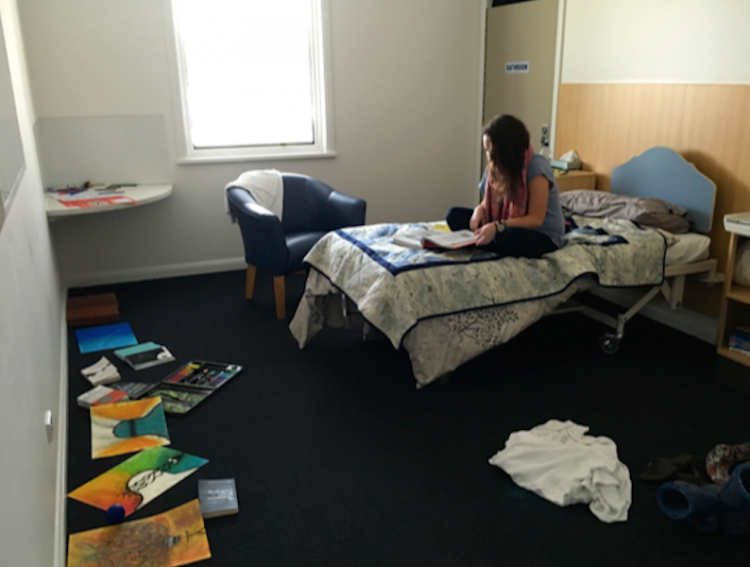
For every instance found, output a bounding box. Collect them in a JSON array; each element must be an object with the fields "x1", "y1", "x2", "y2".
[{"x1": 488, "y1": 419, "x2": 631, "y2": 523}]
